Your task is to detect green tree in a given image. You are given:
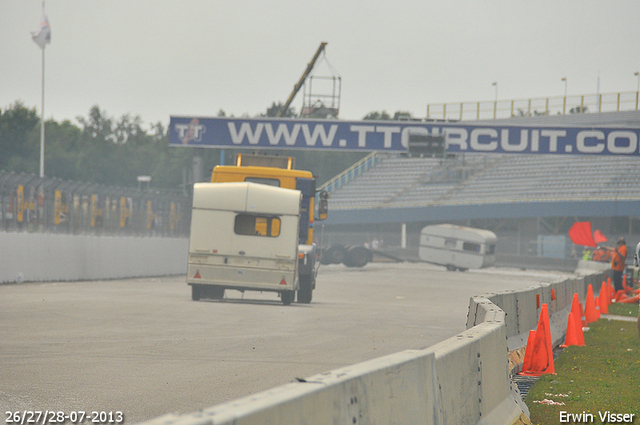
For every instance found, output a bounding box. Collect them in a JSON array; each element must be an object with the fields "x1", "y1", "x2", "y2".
[
  {"x1": 0, "y1": 100, "x2": 376, "y2": 191},
  {"x1": 0, "y1": 101, "x2": 40, "y2": 173},
  {"x1": 363, "y1": 110, "x2": 414, "y2": 121},
  {"x1": 363, "y1": 111, "x2": 391, "y2": 120},
  {"x1": 43, "y1": 119, "x2": 82, "y2": 180},
  {"x1": 393, "y1": 111, "x2": 413, "y2": 120},
  {"x1": 74, "y1": 106, "x2": 120, "y2": 185},
  {"x1": 262, "y1": 102, "x2": 296, "y2": 118},
  {"x1": 570, "y1": 106, "x2": 588, "y2": 114}
]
